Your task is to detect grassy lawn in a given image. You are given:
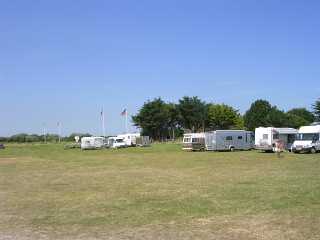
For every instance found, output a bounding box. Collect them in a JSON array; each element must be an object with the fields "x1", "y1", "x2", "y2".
[{"x1": 0, "y1": 143, "x2": 320, "y2": 239}]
